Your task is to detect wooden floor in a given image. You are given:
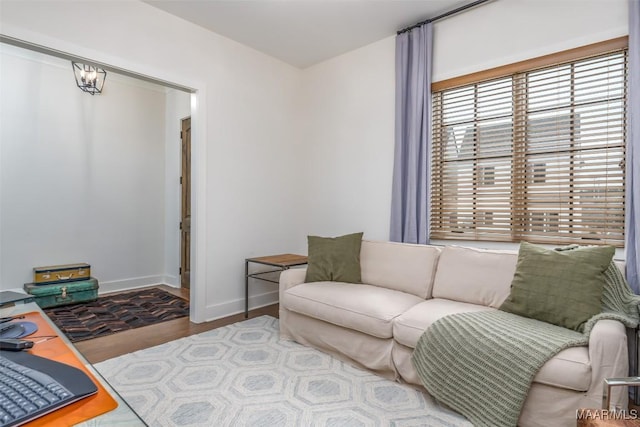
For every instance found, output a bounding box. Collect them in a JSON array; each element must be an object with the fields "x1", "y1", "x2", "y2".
[{"x1": 74, "y1": 285, "x2": 279, "y2": 364}]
